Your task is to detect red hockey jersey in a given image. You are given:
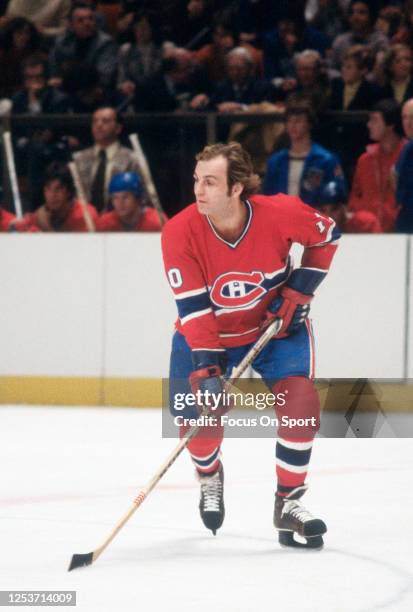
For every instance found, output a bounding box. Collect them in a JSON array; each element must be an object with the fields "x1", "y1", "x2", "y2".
[
  {"x1": 162, "y1": 194, "x2": 339, "y2": 350},
  {"x1": 96, "y1": 207, "x2": 164, "y2": 232},
  {"x1": 13, "y1": 200, "x2": 98, "y2": 232},
  {"x1": 0, "y1": 208, "x2": 15, "y2": 232}
]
